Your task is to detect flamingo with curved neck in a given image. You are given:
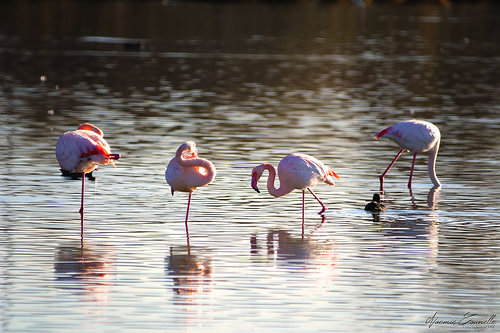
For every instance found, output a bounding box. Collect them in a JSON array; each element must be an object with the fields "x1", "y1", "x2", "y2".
[
  {"x1": 251, "y1": 153, "x2": 340, "y2": 233},
  {"x1": 374, "y1": 119, "x2": 441, "y2": 194},
  {"x1": 165, "y1": 141, "x2": 216, "y2": 243}
]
